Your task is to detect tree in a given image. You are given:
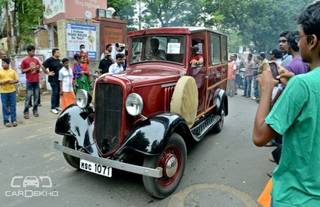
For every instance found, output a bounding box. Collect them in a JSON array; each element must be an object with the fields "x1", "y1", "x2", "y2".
[
  {"x1": 16, "y1": 0, "x2": 43, "y2": 45},
  {"x1": 138, "y1": 0, "x2": 314, "y2": 52},
  {"x1": 0, "y1": 0, "x2": 43, "y2": 53},
  {"x1": 108, "y1": 0, "x2": 136, "y2": 27},
  {"x1": 141, "y1": 0, "x2": 202, "y2": 27}
]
